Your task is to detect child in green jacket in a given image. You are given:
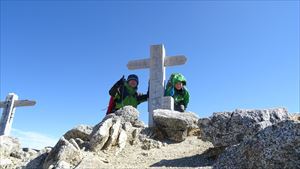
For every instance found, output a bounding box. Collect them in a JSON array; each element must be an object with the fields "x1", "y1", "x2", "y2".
[{"x1": 165, "y1": 73, "x2": 190, "y2": 112}]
